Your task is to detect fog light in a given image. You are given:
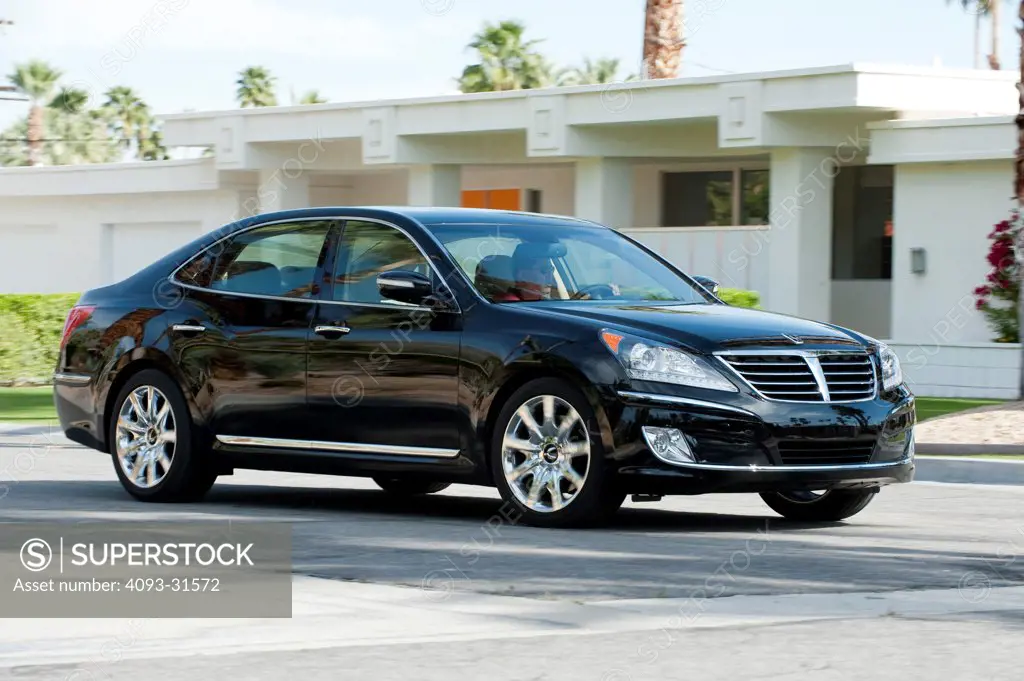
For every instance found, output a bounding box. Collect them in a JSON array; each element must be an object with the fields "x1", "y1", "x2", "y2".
[{"x1": 642, "y1": 426, "x2": 696, "y2": 465}]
